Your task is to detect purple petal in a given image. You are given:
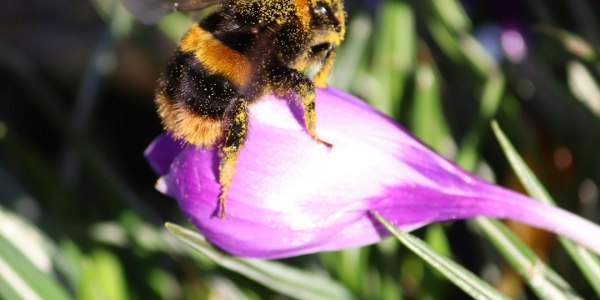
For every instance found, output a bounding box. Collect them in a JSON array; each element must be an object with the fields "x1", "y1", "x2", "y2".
[
  {"x1": 145, "y1": 133, "x2": 185, "y2": 176},
  {"x1": 149, "y1": 87, "x2": 600, "y2": 259}
]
